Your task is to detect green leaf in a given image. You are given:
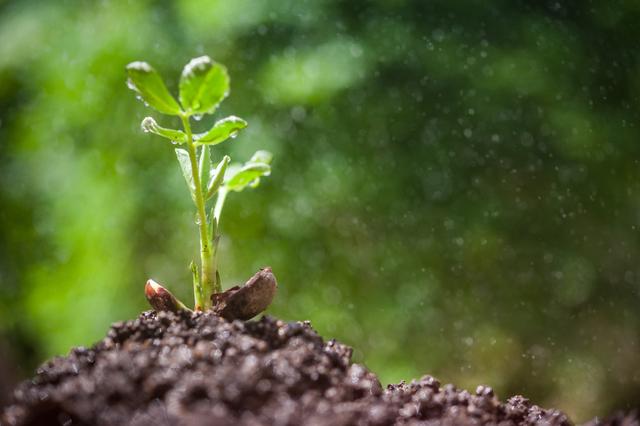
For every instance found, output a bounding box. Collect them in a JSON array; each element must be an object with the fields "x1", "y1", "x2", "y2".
[
  {"x1": 175, "y1": 148, "x2": 196, "y2": 202},
  {"x1": 126, "y1": 61, "x2": 182, "y2": 115},
  {"x1": 206, "y1": 155, "x2": 230, "y2": 199},
  {"x1": 194, "y1": 116, "x2": 248, "y2": 146},
  {"x1": 190, "y1": 261, "x2": 202, "y2": 310},
  {"x1": 224, "y1": 151, "x2": 272, "y2": 192},
  {"x1": 249, "y1": 149, "x2": 273, "y2": 165},
  {"x1": 179, "y1": 56, "x2": 229, "y2": 116},
  {"x1": 208, "y1": 207, "x2": 217, "y2": 242},
  {"x1": 225, "y1": 164, "x2": 270, "y2": 192},
  {"x1": 141, "y1": 117, "x2": 187, "y2": 143},
  {"x1": 198, "y1": 145, "x2": 212, "y2": 194}
]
